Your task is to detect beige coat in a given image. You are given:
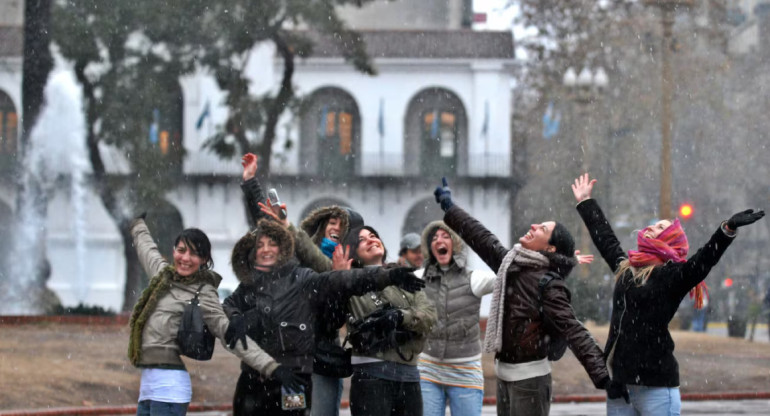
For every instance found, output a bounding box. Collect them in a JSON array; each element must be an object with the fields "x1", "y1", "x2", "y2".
[{"x1": 131, "y1": 220, "x2": 279, "y2": 376}]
